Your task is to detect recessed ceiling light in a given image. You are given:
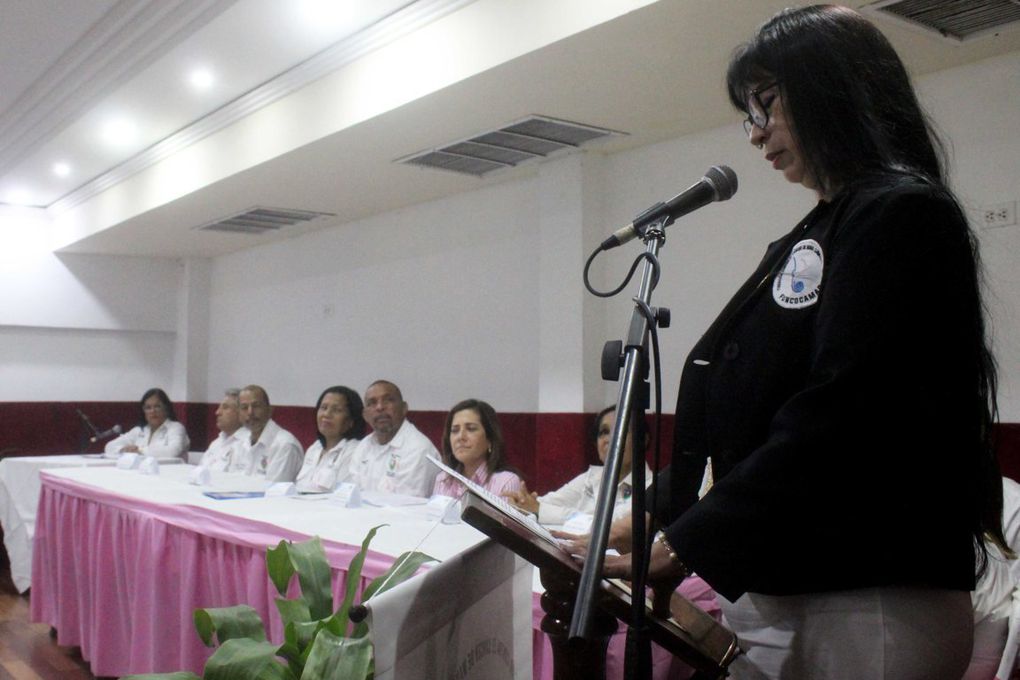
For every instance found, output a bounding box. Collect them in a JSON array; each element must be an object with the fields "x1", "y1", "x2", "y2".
[
  {"x1": 189, "y1": 68, "x2": 215, "y2": 90},
  {"x1": 102, "y1": 118, "x2": 138, "y2": 147},
  {"x1": 53, "y1": 162, "x2": 72, "y2": 177}
]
